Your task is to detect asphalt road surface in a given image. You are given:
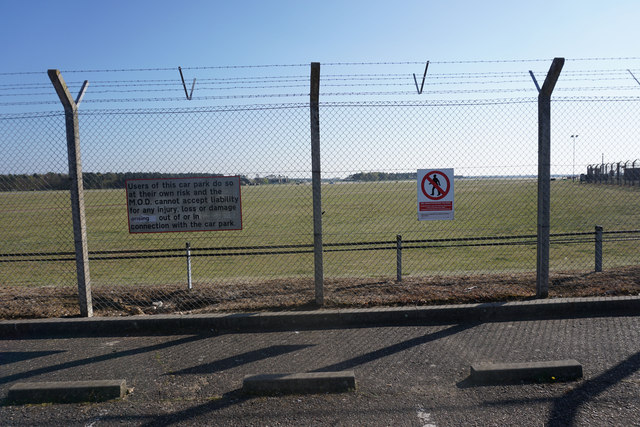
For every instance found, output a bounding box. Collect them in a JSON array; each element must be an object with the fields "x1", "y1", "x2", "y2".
[{"x1": 2, "y1": 315, "x2": 640, "y2": 426}]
